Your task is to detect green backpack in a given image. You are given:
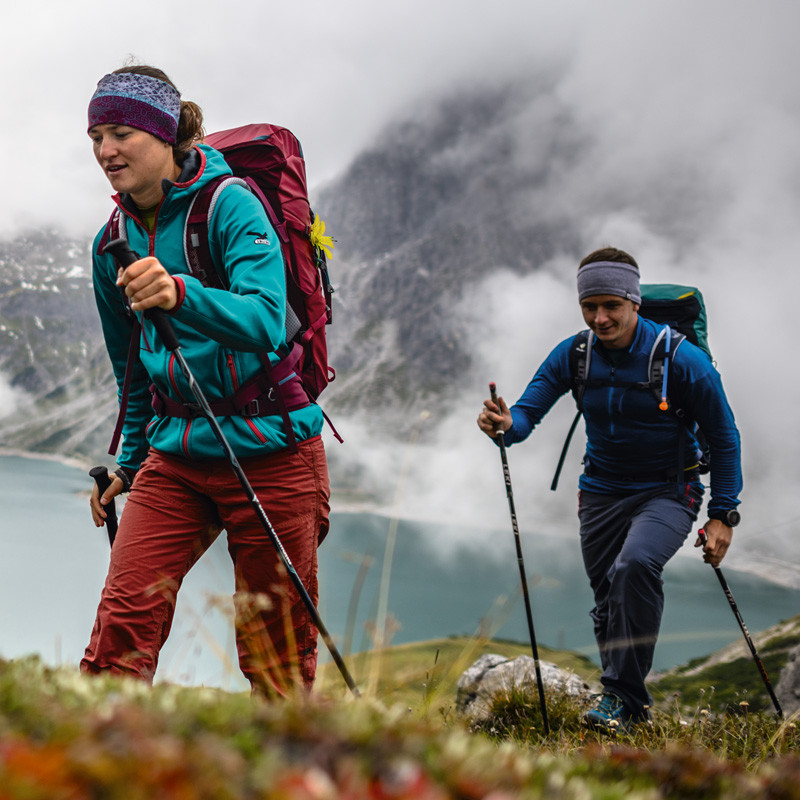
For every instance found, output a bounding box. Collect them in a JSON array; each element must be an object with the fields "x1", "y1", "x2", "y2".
[{"x1": 638, "y1": 284, "x2": 711, "y2": 359}]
